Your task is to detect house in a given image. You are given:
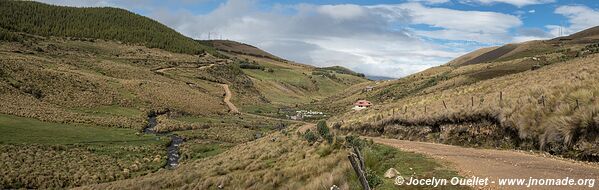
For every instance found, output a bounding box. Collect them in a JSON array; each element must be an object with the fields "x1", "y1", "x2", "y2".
[
  {"x1": 364, "y1": 86, "x2": 374, "y2": 92},
  {"x1": 353, "y1": 100, "x2": 372, "y2": 110}
]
